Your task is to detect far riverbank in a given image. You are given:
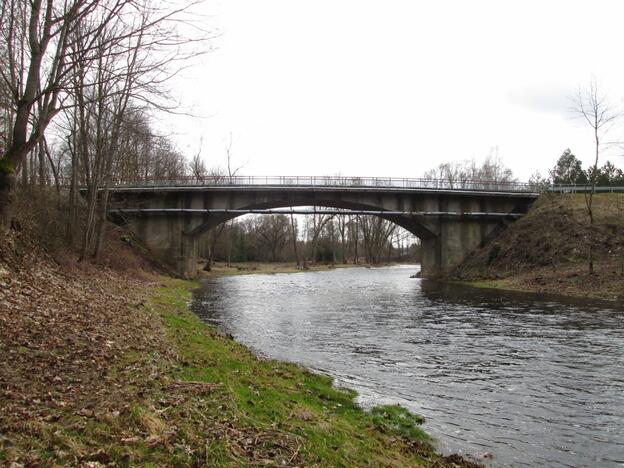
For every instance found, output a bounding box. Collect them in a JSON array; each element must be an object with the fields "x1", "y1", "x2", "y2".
[
  {"x1": 200, "y1": 260, "x2": 416, "y2": 278},
  {"x1": 450, "y1": 193, "x2": 624, "y2": 303}
]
